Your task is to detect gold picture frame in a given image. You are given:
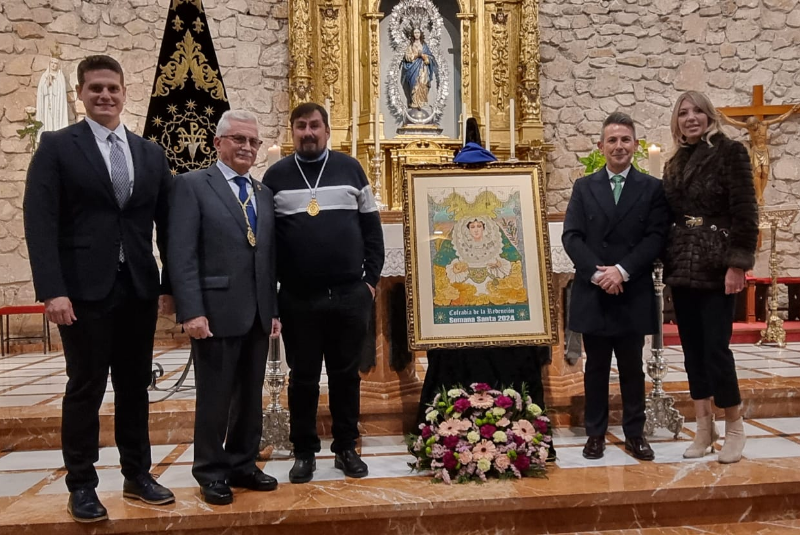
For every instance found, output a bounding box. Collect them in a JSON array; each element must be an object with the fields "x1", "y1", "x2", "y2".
[{"x1": 402, "y1": 162, "x2": 557, "y2": 350}]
